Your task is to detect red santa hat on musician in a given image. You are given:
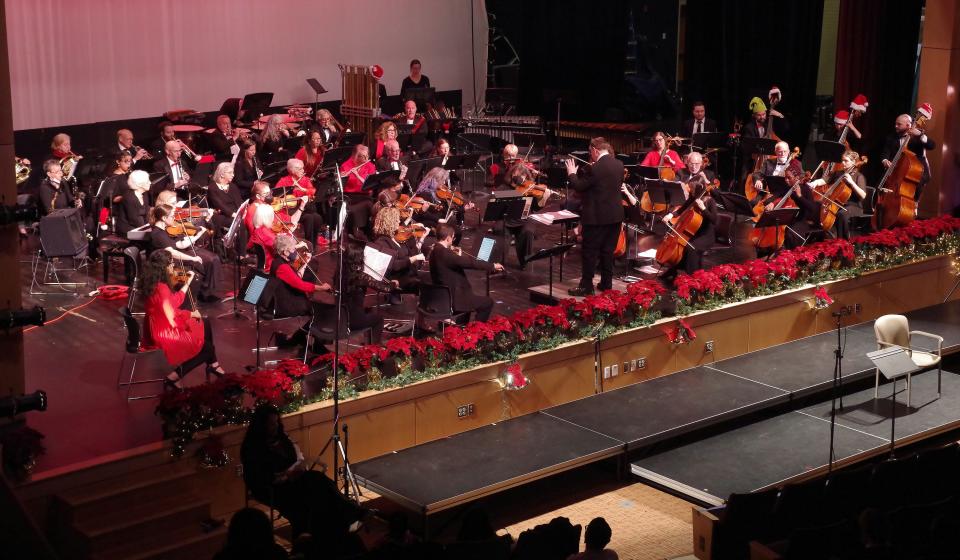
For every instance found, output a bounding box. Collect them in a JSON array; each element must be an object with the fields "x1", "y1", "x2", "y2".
[
  {"x1": 849, "y1": 94, "x2": 868, "y2": 113},
  {"x1": 768, "y1": 85, "x2": 781, "y2": 100},
  {"x1": 834, "y1": 110, "x2": 850, "y2": 125},
  {"x1": 918, "y1": 102, "x2": 933, "y2": 120}
]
